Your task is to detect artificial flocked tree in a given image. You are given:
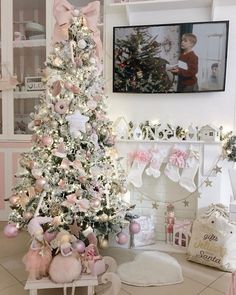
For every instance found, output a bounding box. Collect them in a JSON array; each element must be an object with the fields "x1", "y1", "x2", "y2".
[
  {"x1": 114, "y1": 27, "x2": 173, "y2": 93},
  {"x1": 4, "y1": 1, "x2": 134, "y2": 259}
]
